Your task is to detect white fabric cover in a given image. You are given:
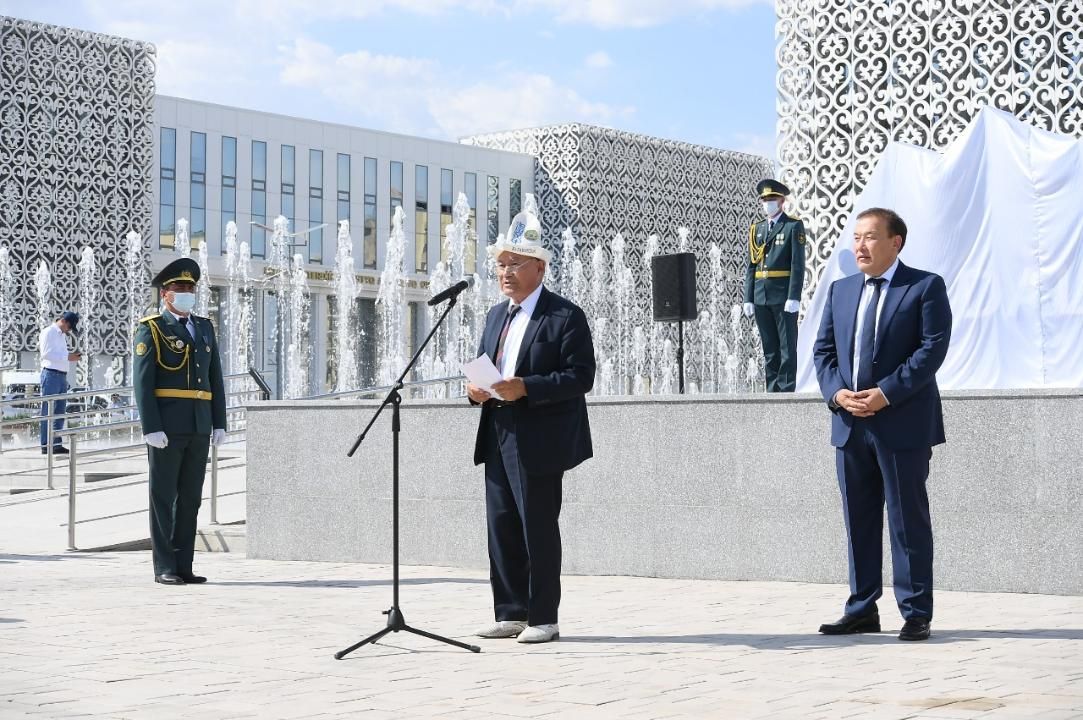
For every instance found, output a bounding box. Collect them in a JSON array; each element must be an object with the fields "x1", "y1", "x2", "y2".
[{"x1": 796, "y1": 107, "x2": 1083, "y2": 392}]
